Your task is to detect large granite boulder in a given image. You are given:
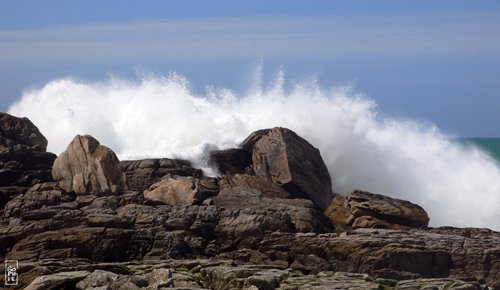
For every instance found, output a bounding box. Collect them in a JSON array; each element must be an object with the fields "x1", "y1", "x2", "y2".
[
  {"x1": 251, "y1": 127, "x2": 333, "y2": 210},
  {"x1": 325, "y1": 190, "x2": 430, "y2": 229},
  {"x1": 52, "y1": 135, "x2": 127, "y2": 195},
  {"x1": 209, "y1": 127, "x2": 334, "y2": 211}
]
